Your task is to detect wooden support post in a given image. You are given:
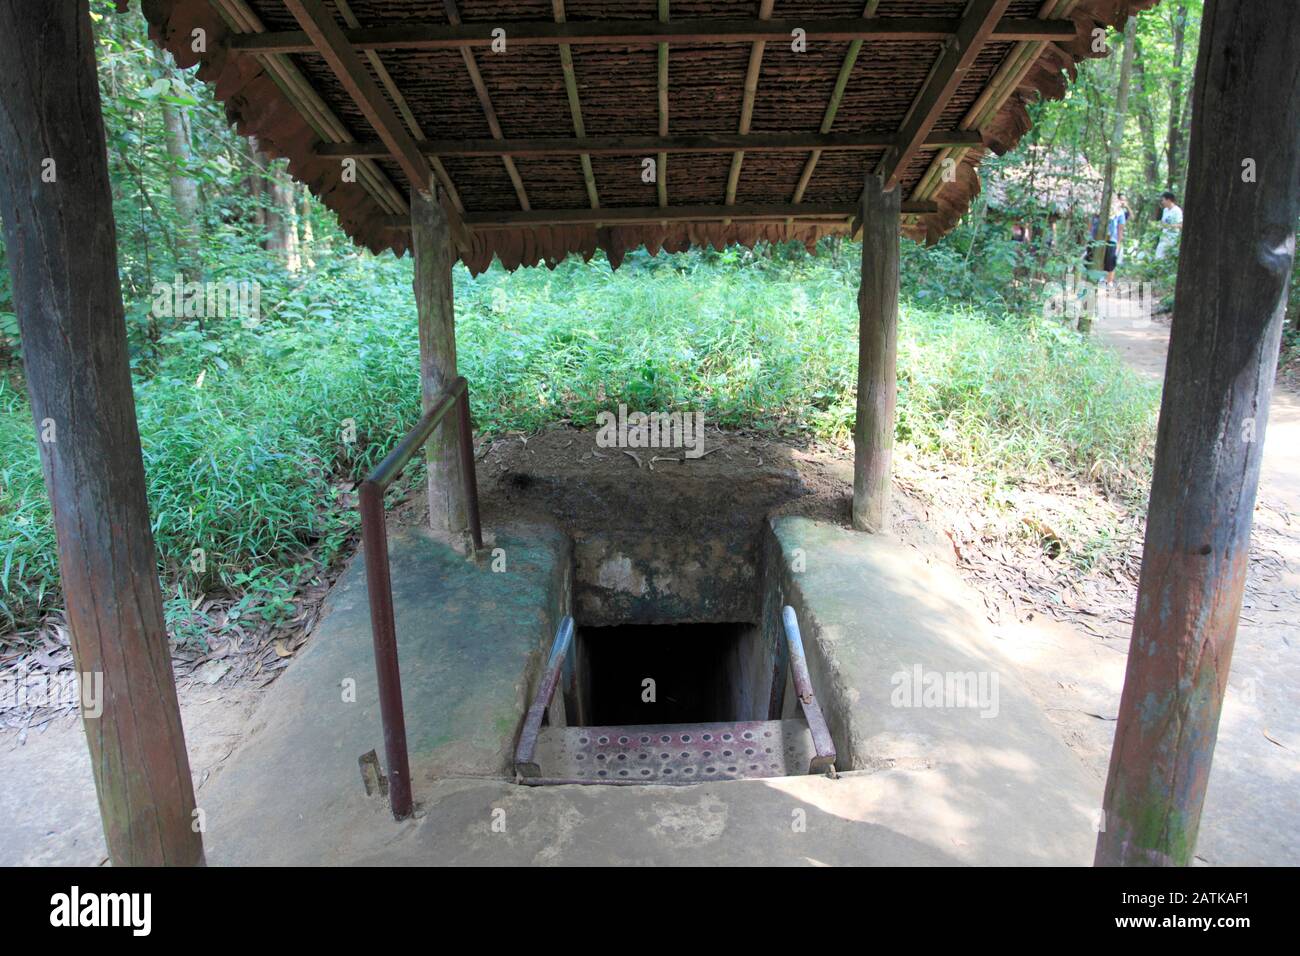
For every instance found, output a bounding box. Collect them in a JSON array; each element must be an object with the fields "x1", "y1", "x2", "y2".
[
  {"x1": 852, "y1": 171, "x2": 901, "y2": 533},
  {"x1": 411, "y1": 188, "x2": 468, "y2": 537},
  {"x1": 0, "y1": 0, "x2": 204, "y2": 866},
  {"x1": 1096, "y1": 0, "x2": 1300, "y2": 867}
]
